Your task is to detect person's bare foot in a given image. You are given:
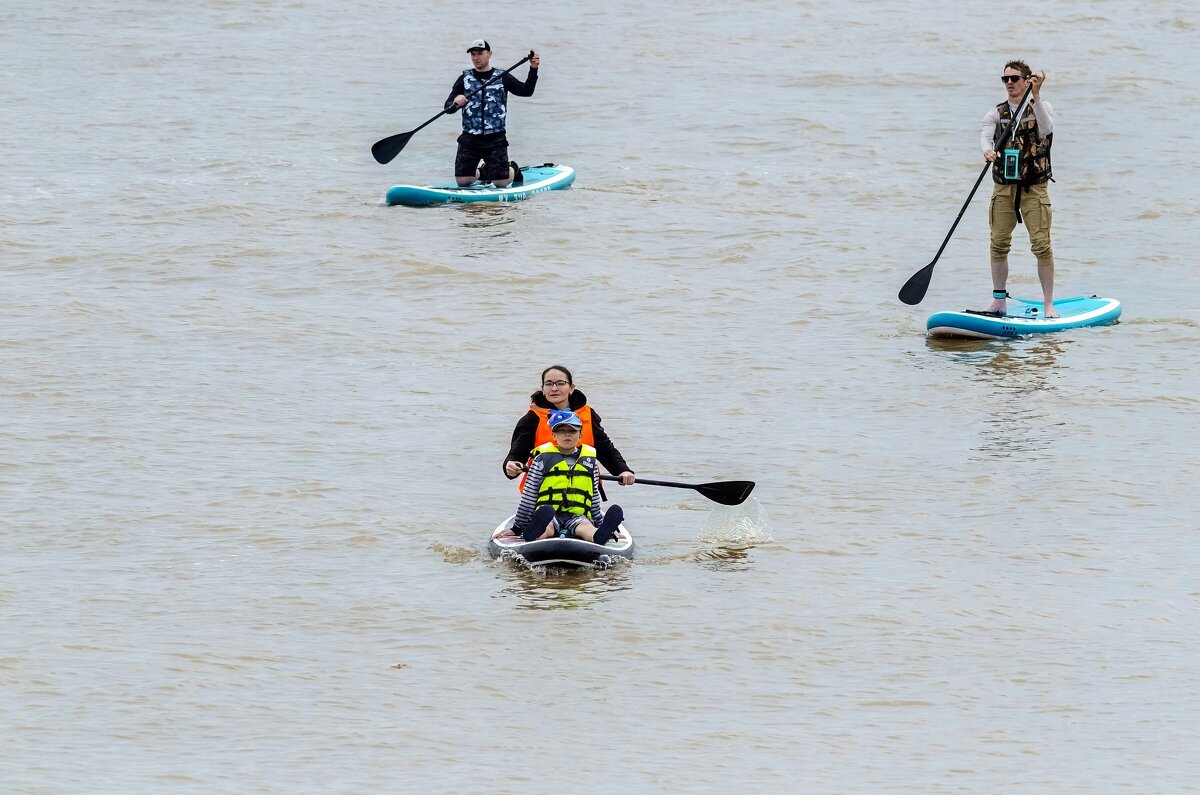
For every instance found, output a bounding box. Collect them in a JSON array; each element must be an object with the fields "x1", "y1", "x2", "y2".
[{"x1": 984, "y1": 299, "x2": 1007, "y2": 314}]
